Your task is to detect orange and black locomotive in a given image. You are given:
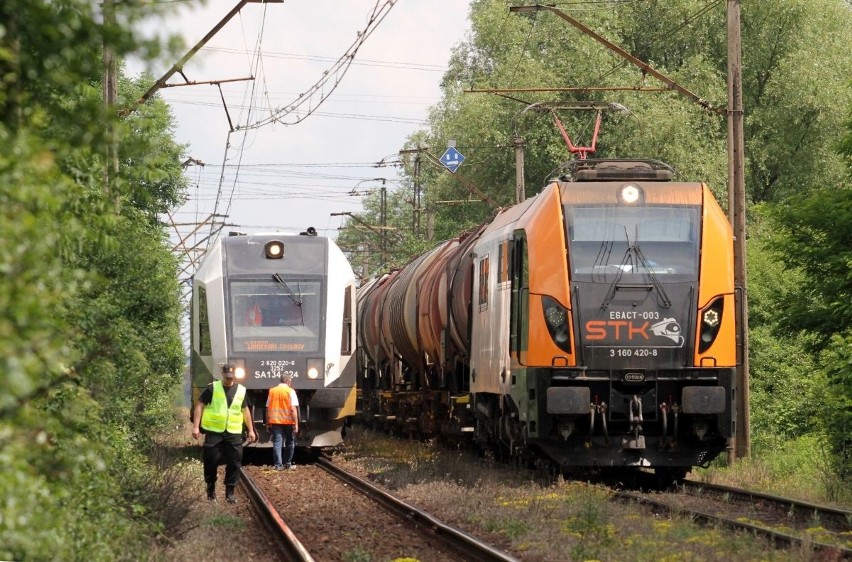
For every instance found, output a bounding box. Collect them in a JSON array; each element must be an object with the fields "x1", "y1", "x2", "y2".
[{"x1": 357, "y1": 159, "x2": 739, "y2": 478}]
